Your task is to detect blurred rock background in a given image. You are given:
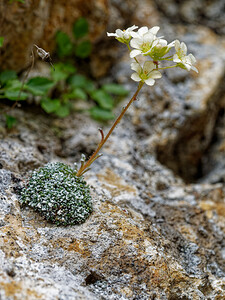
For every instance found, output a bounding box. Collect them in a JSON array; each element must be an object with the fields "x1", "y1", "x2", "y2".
[{"x1": 0, "y1": 0, "x2": 225, "y2": 299}]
